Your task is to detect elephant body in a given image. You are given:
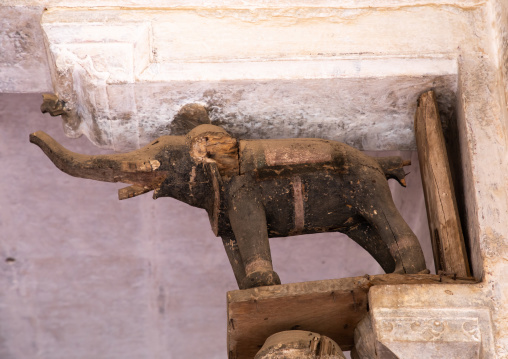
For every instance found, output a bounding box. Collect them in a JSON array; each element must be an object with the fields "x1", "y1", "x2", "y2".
[{"x1": 31, "y1": 120, "x2": 427, "y2": 289}]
